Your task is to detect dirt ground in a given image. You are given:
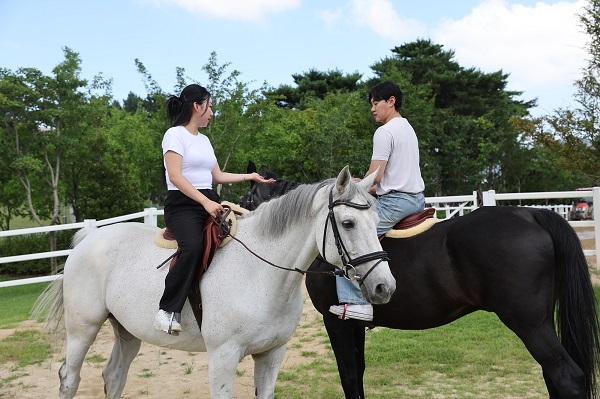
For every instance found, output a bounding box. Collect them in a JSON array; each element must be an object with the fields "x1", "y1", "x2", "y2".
[
  {"x1": 0, "y1": 284, "x2": 328, "y2": 399},
  {"x1": 1, "y1": 228, "x2": 597, "y2": 398}
]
